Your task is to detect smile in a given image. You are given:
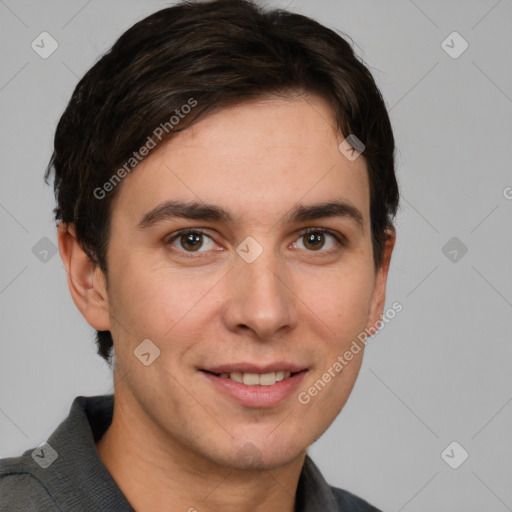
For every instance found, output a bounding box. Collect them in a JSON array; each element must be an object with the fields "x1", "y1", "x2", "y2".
[{"x1": 200, "y1": 365, "x2": 308, "y2": 407}]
